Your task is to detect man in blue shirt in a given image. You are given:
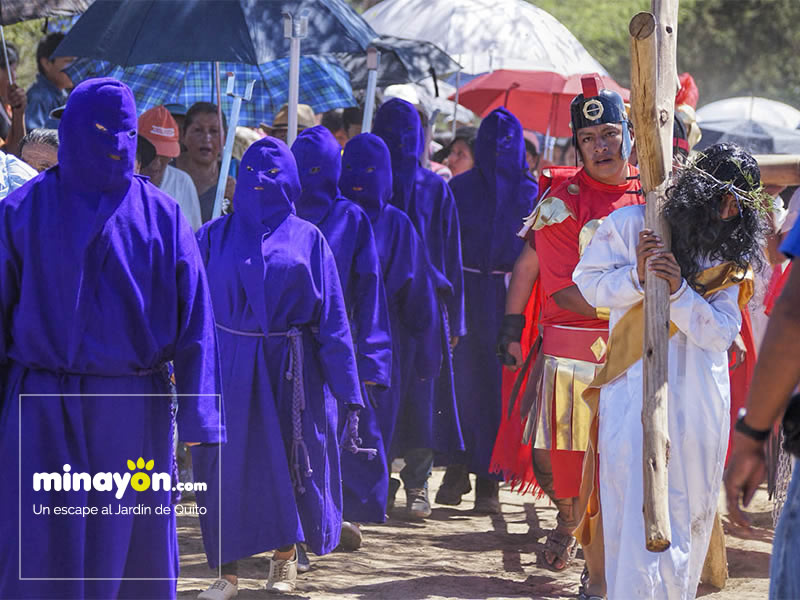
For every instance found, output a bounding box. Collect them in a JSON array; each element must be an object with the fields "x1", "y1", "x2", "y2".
[
  {"x1": 726, "y1": 213, "x2": 800, "y2": 600},
  {"x1": 25, "y1": 33, "x2": 73, "y2": 130}
]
